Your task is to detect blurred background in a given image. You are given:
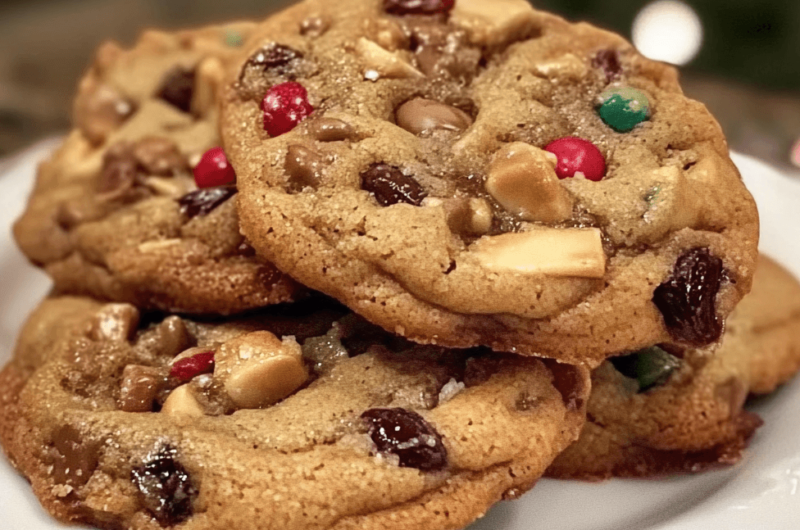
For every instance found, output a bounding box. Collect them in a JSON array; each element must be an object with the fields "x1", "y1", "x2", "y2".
[{"x1": 1, "y1": 0, "x2": 799, "y2": 171}]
